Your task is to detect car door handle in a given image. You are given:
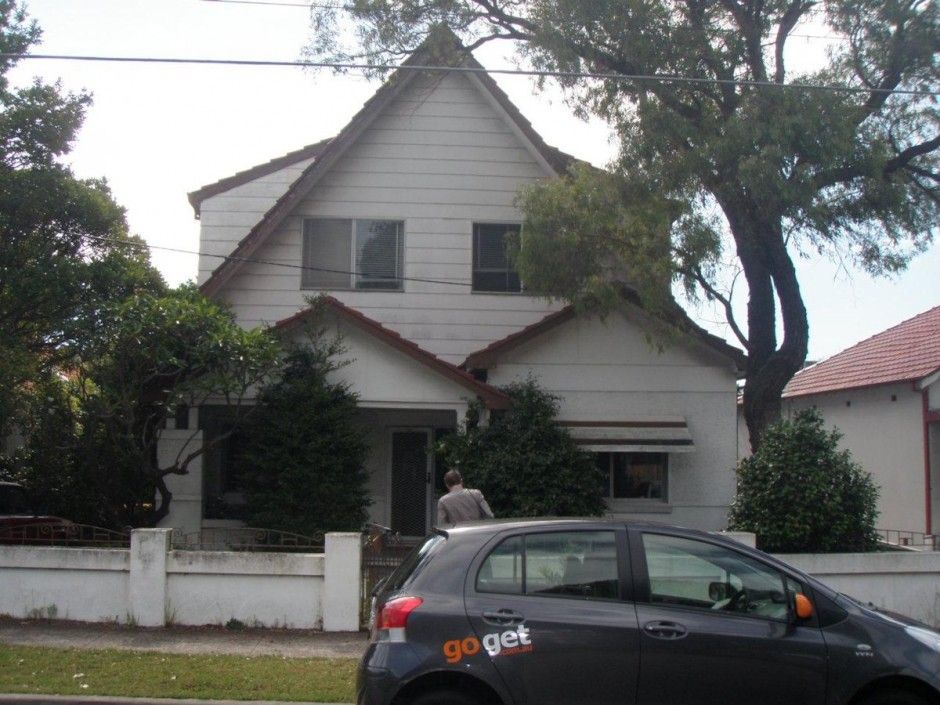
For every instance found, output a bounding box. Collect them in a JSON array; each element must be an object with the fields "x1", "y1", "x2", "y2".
[
  {"x1": 482, "y1": 609, "x2": 525, "y2": 625},
  {"x1": 643, "y1": 620, "x2": 688, "y2": 640}
]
